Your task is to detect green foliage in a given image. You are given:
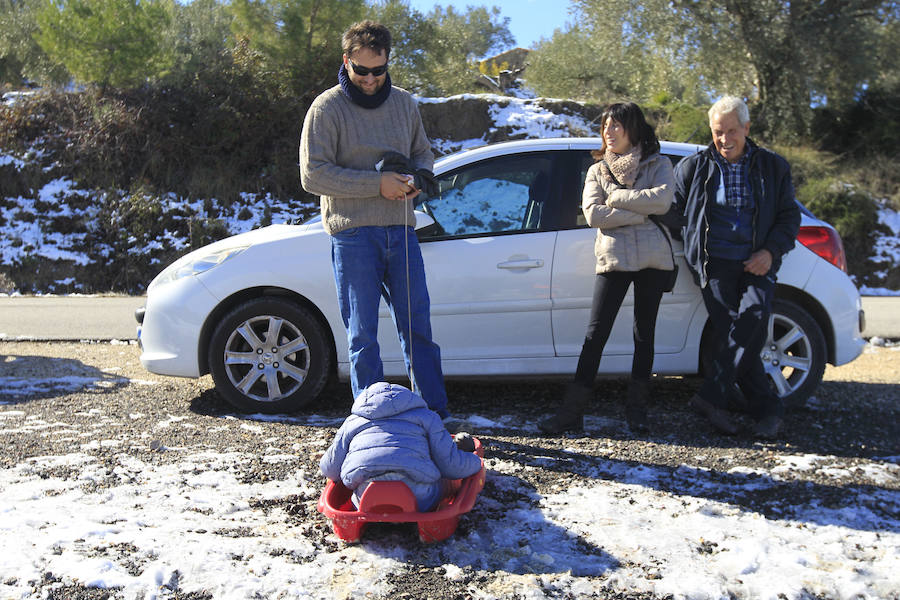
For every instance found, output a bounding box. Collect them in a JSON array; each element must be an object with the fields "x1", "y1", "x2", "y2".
[
  {"x1": 645, "y1": 98, "x2": 710, "y2": 144},
  {"x1": 771, "y1": 144, "x2": 838, "y2": 192},
  {"x1": 669, "y1": 0, "x2": 895, "y2": 141},
  {"x1": 159, "y1": 0, "x2": 234, "y2": 88},
  {"x1": 527, "y1": 0, "x2": 711, "y2": 106},
  {"x1": 0, "y1": 0, "x2": 69, "y2": 87},
  {"x1": 367, "y1": 0, "x2": 514, "y2": 96},
  {"x1": 34, "y1": 0, "x2": 175, "y2": 89},
  {"x1": 813, "y1": 79, "x2": 900, "y2": 159},
  {"x1": 228, "y1": 0, "x2": 365, "y2": 99},
  {"x1": 537, "y1": 0, "x2": 898, "y2": 142},
  {"x1": 798, "y1": 178, "x2": 883, "y2": 276},
  {"x1": 0, "y1": 75, "x2": 307, "y2": 205}
]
